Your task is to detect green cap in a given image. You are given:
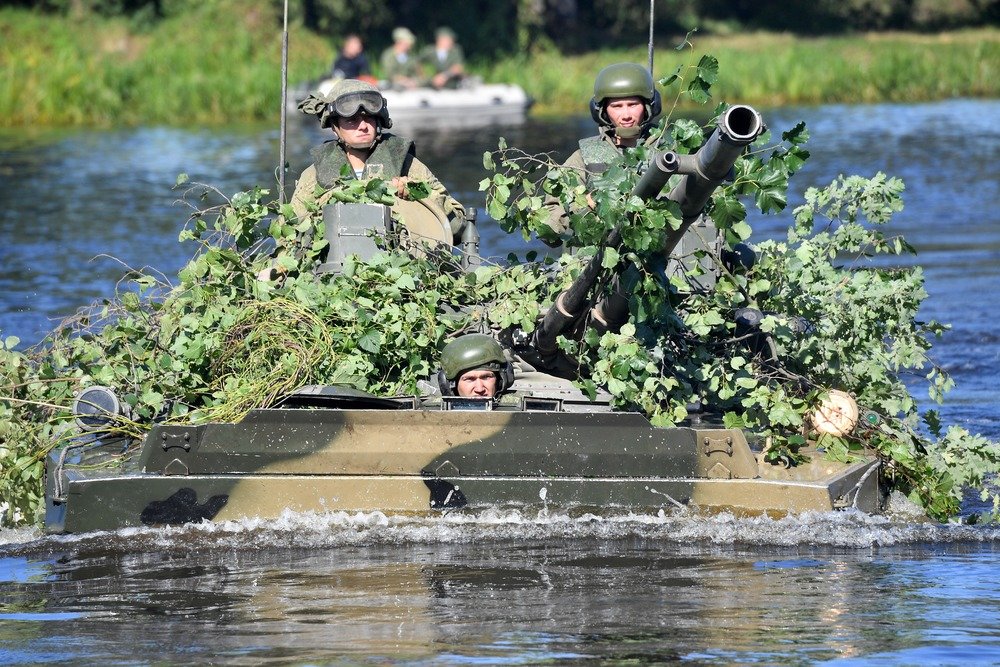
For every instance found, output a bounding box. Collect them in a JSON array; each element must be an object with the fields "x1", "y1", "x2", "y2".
[{"x1": 392, "y1": 27, "x2": 416, "y2": 44}]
